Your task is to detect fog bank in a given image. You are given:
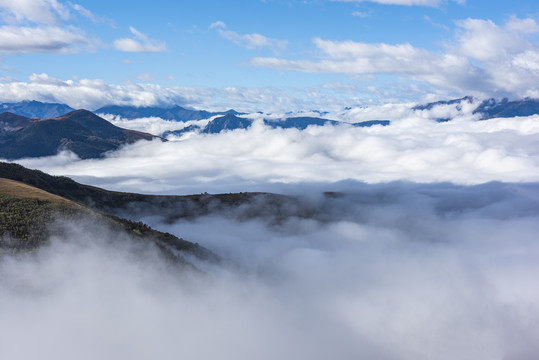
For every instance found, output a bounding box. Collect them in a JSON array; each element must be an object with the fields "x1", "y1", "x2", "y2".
[
  {"x1": 2, "y1": 182, "x2": 539, "y2": 360},
  {"x1": 11, "y1": 114, "x2": 539, "y2": 195}
]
